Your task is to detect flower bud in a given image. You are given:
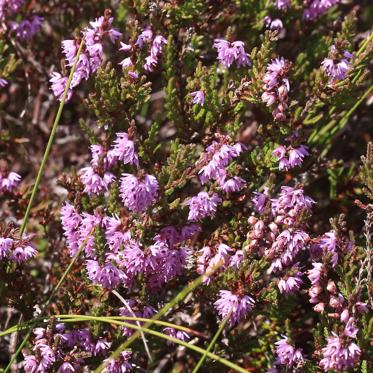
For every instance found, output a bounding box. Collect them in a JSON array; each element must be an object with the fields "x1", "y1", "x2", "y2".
[
  {"x1": 269, "y1": 222, "x2": 278, "y2": 234},
  {"x1": 314, "y1": 303, "x2": 325, "y2": 313},
  {"x1": 248, "y1": 216, "x2": 257, "y2": 225},
  {"x1": 329, "y1": 296, "x2": 342, "y2": 309},
  {"x1": 309, "y1": 285, "x2": 322, "y2": 298},
  {"x1": 340, "y1": 309, "x2": 349, "y2": 323},
  {"x1": 326, "y1": 280, "x2": 336, "y2": 294}
]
